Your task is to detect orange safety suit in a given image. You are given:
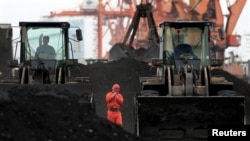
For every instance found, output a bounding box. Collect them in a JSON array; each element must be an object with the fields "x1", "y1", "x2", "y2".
[{"x1": 105, "y1": 91, "x2": 124, "y2": 126}]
